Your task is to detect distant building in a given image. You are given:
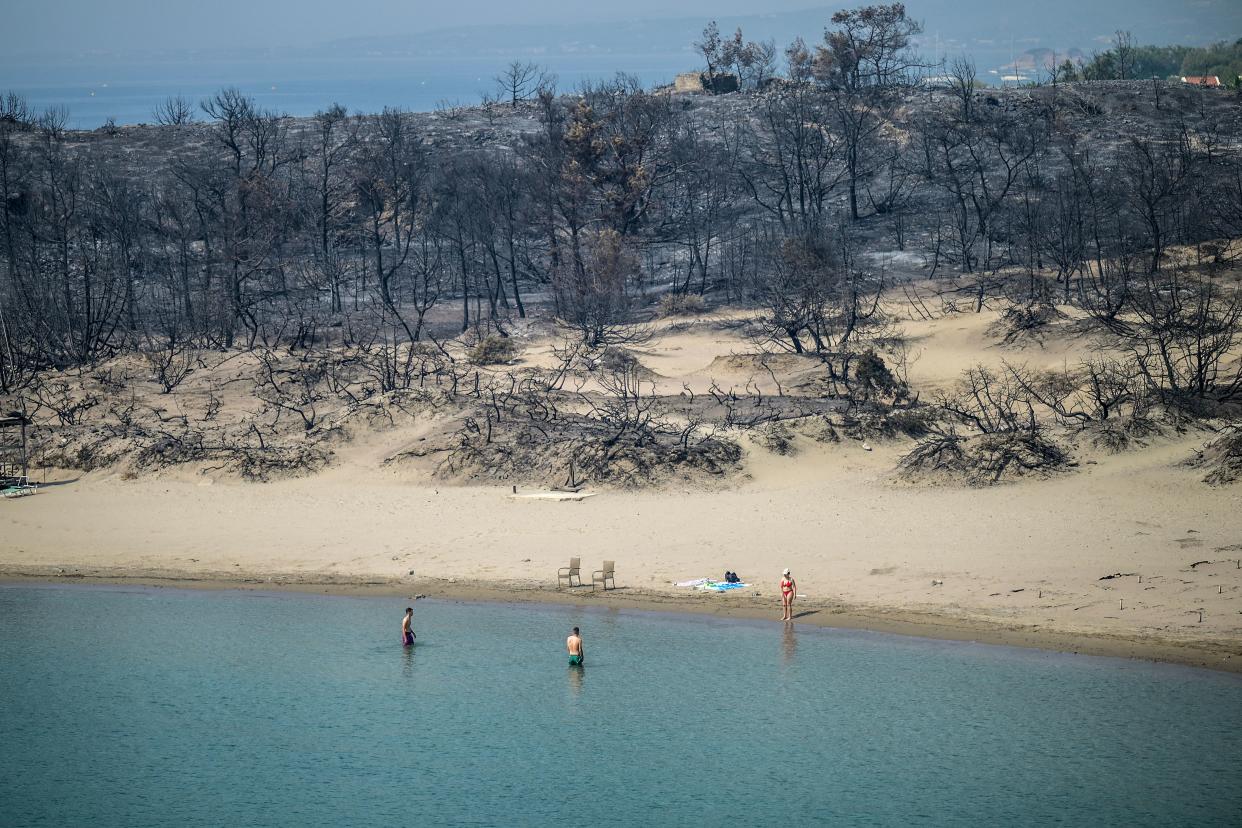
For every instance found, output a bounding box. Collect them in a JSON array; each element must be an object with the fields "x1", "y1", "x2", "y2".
[
  {"x1": 673, "y1": 72, "x2": 740, "y2": 95},
  {"x1": 1180, "y1": 76, "x2": 1221, "y2": 87}
]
